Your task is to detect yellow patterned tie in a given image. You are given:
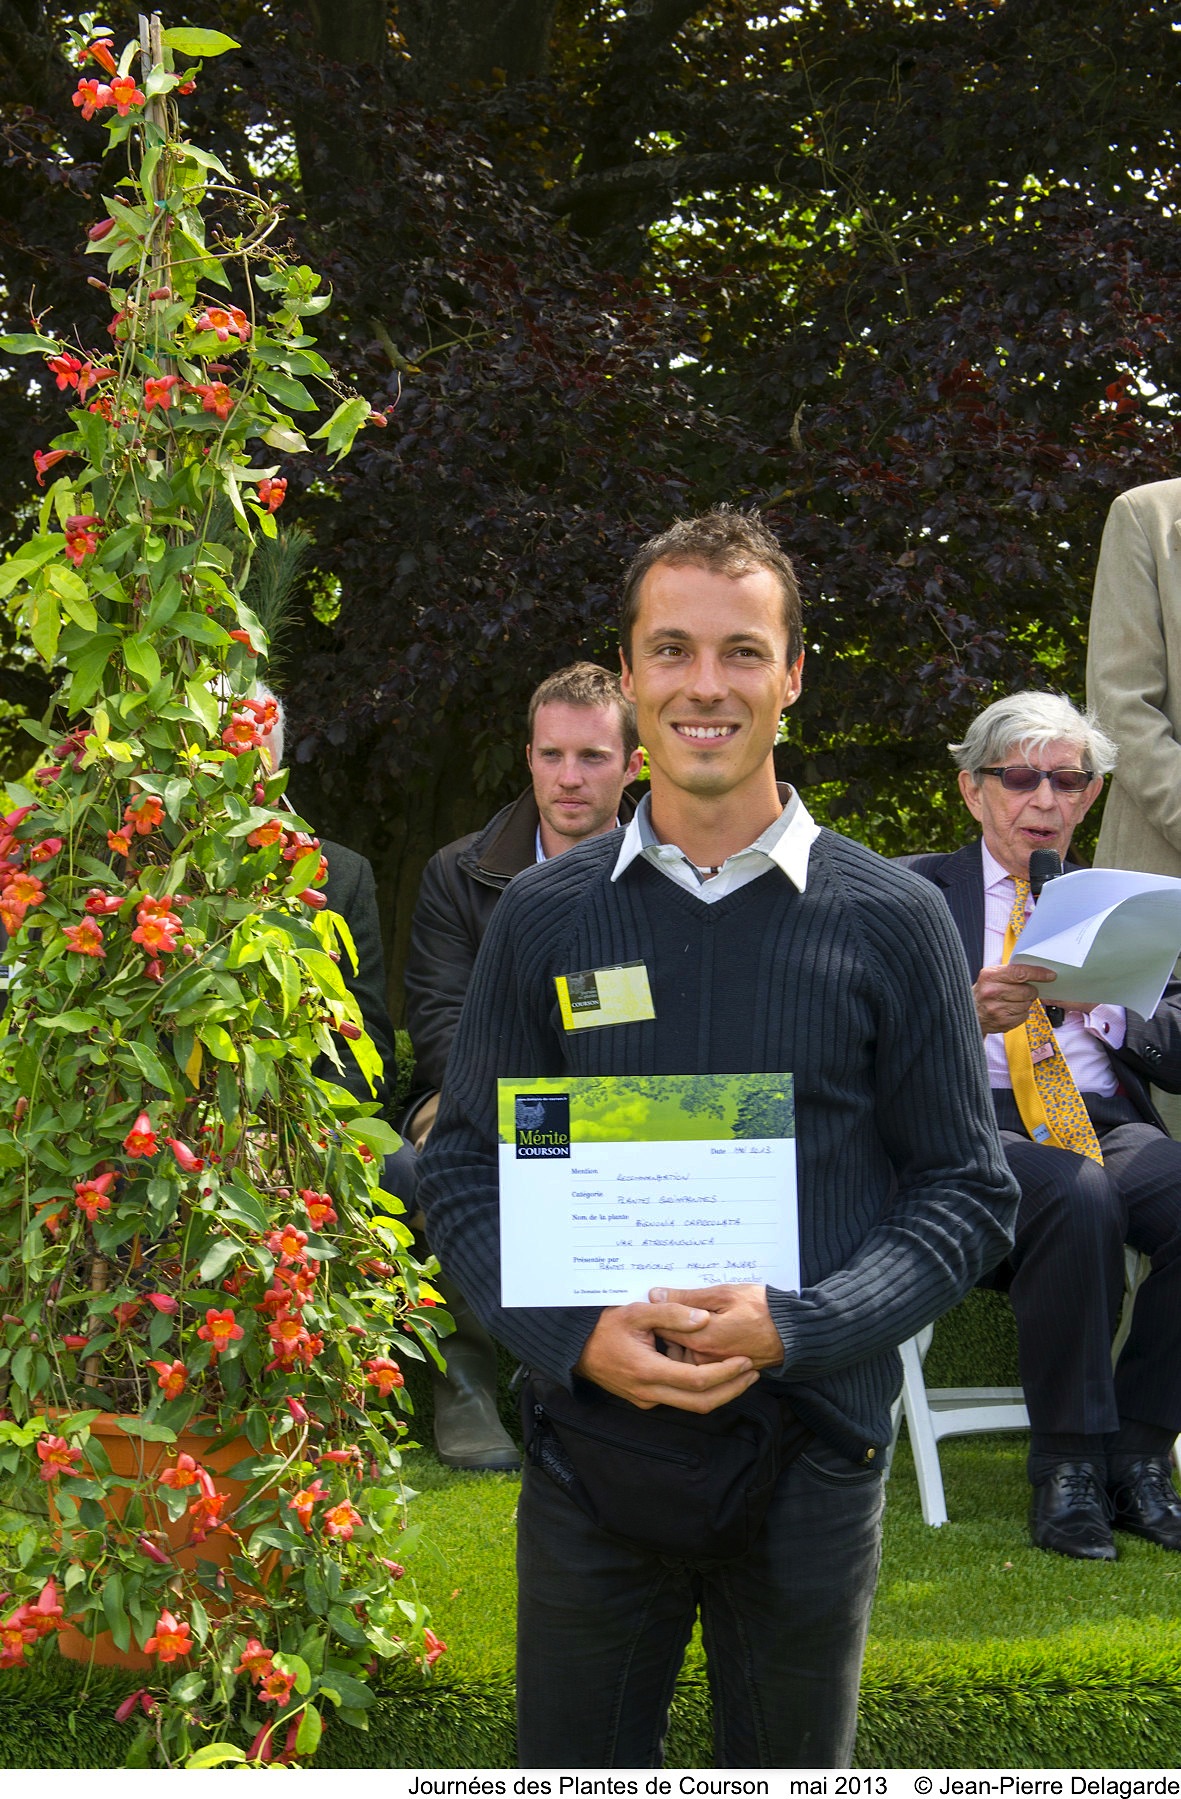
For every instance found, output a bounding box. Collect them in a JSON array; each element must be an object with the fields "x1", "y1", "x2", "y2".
[{"x1": 1002, "y1": 877, "x2": 1103, "y2": 1162}]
